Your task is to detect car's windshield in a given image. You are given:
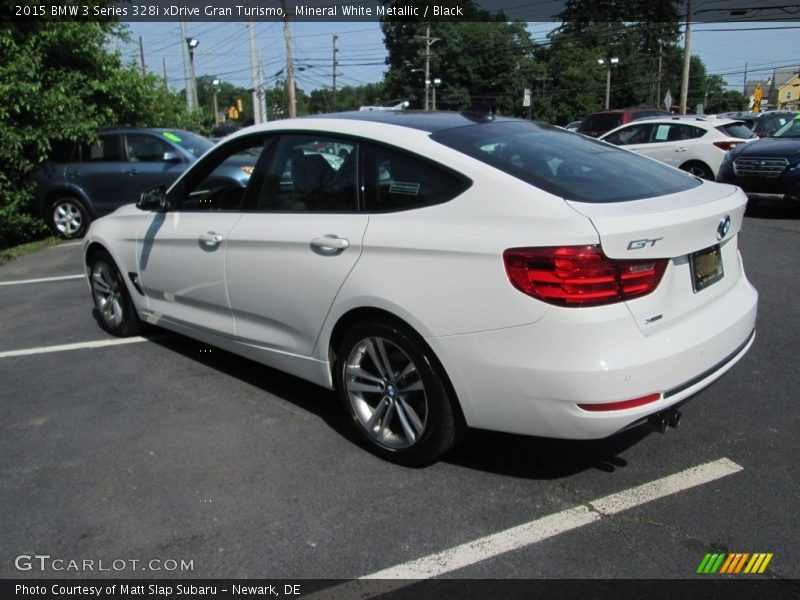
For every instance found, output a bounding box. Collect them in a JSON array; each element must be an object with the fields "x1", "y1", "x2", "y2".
[
  {"x1": 772, "y1": 116, "x2": 800, "y2": 138},
  {"x1": 432, "y1": 120, "x2": 700, "y2": 203},
  {"x1": 161, "y1": 130, "x2": 214, "y2": 157}
]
